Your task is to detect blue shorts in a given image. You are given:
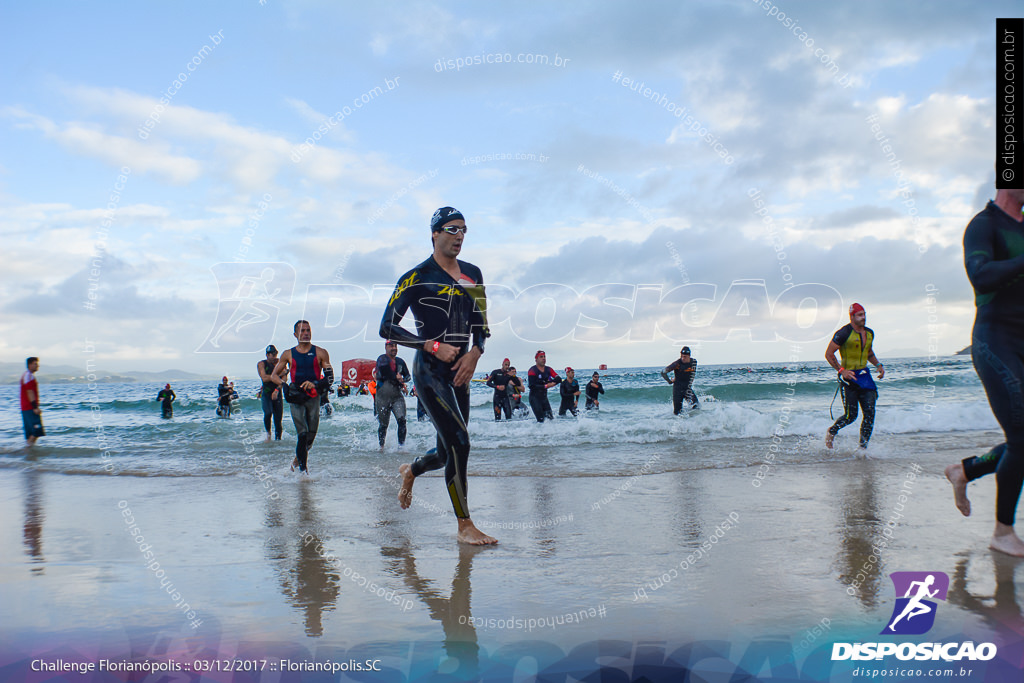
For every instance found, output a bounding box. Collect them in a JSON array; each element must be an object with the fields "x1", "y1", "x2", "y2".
[{"x1": 22, "y1": 410, "x2": 45, "y2": 439}]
